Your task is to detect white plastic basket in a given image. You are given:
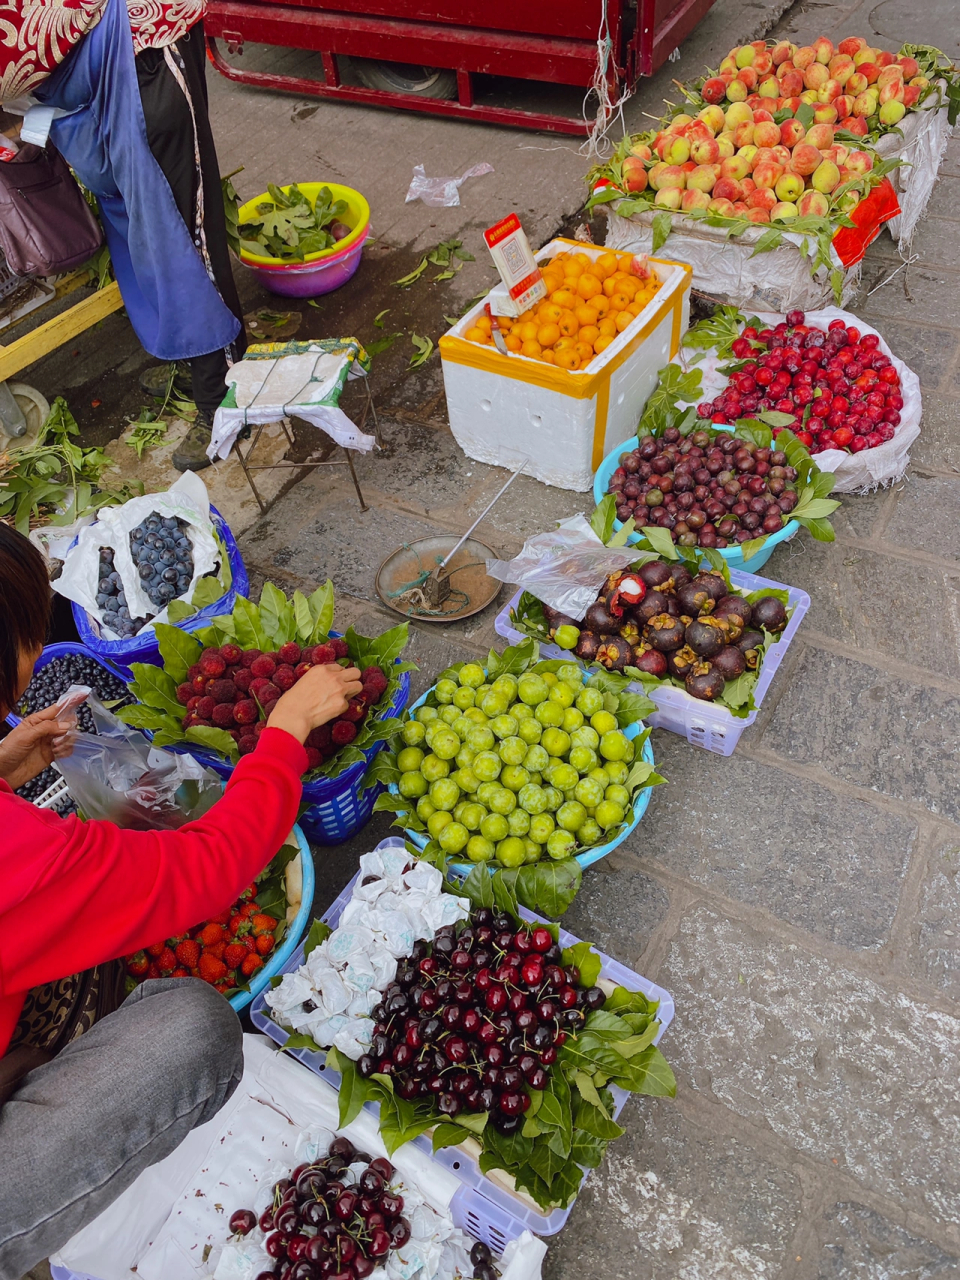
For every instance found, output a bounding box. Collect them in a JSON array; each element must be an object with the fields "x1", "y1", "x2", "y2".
[
  {"x1": 34, "y1": 771, "x2": 73, "y2": 811},
  {"x1": 495, "y1": 567, "x2": 810, "y2": 756}
]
